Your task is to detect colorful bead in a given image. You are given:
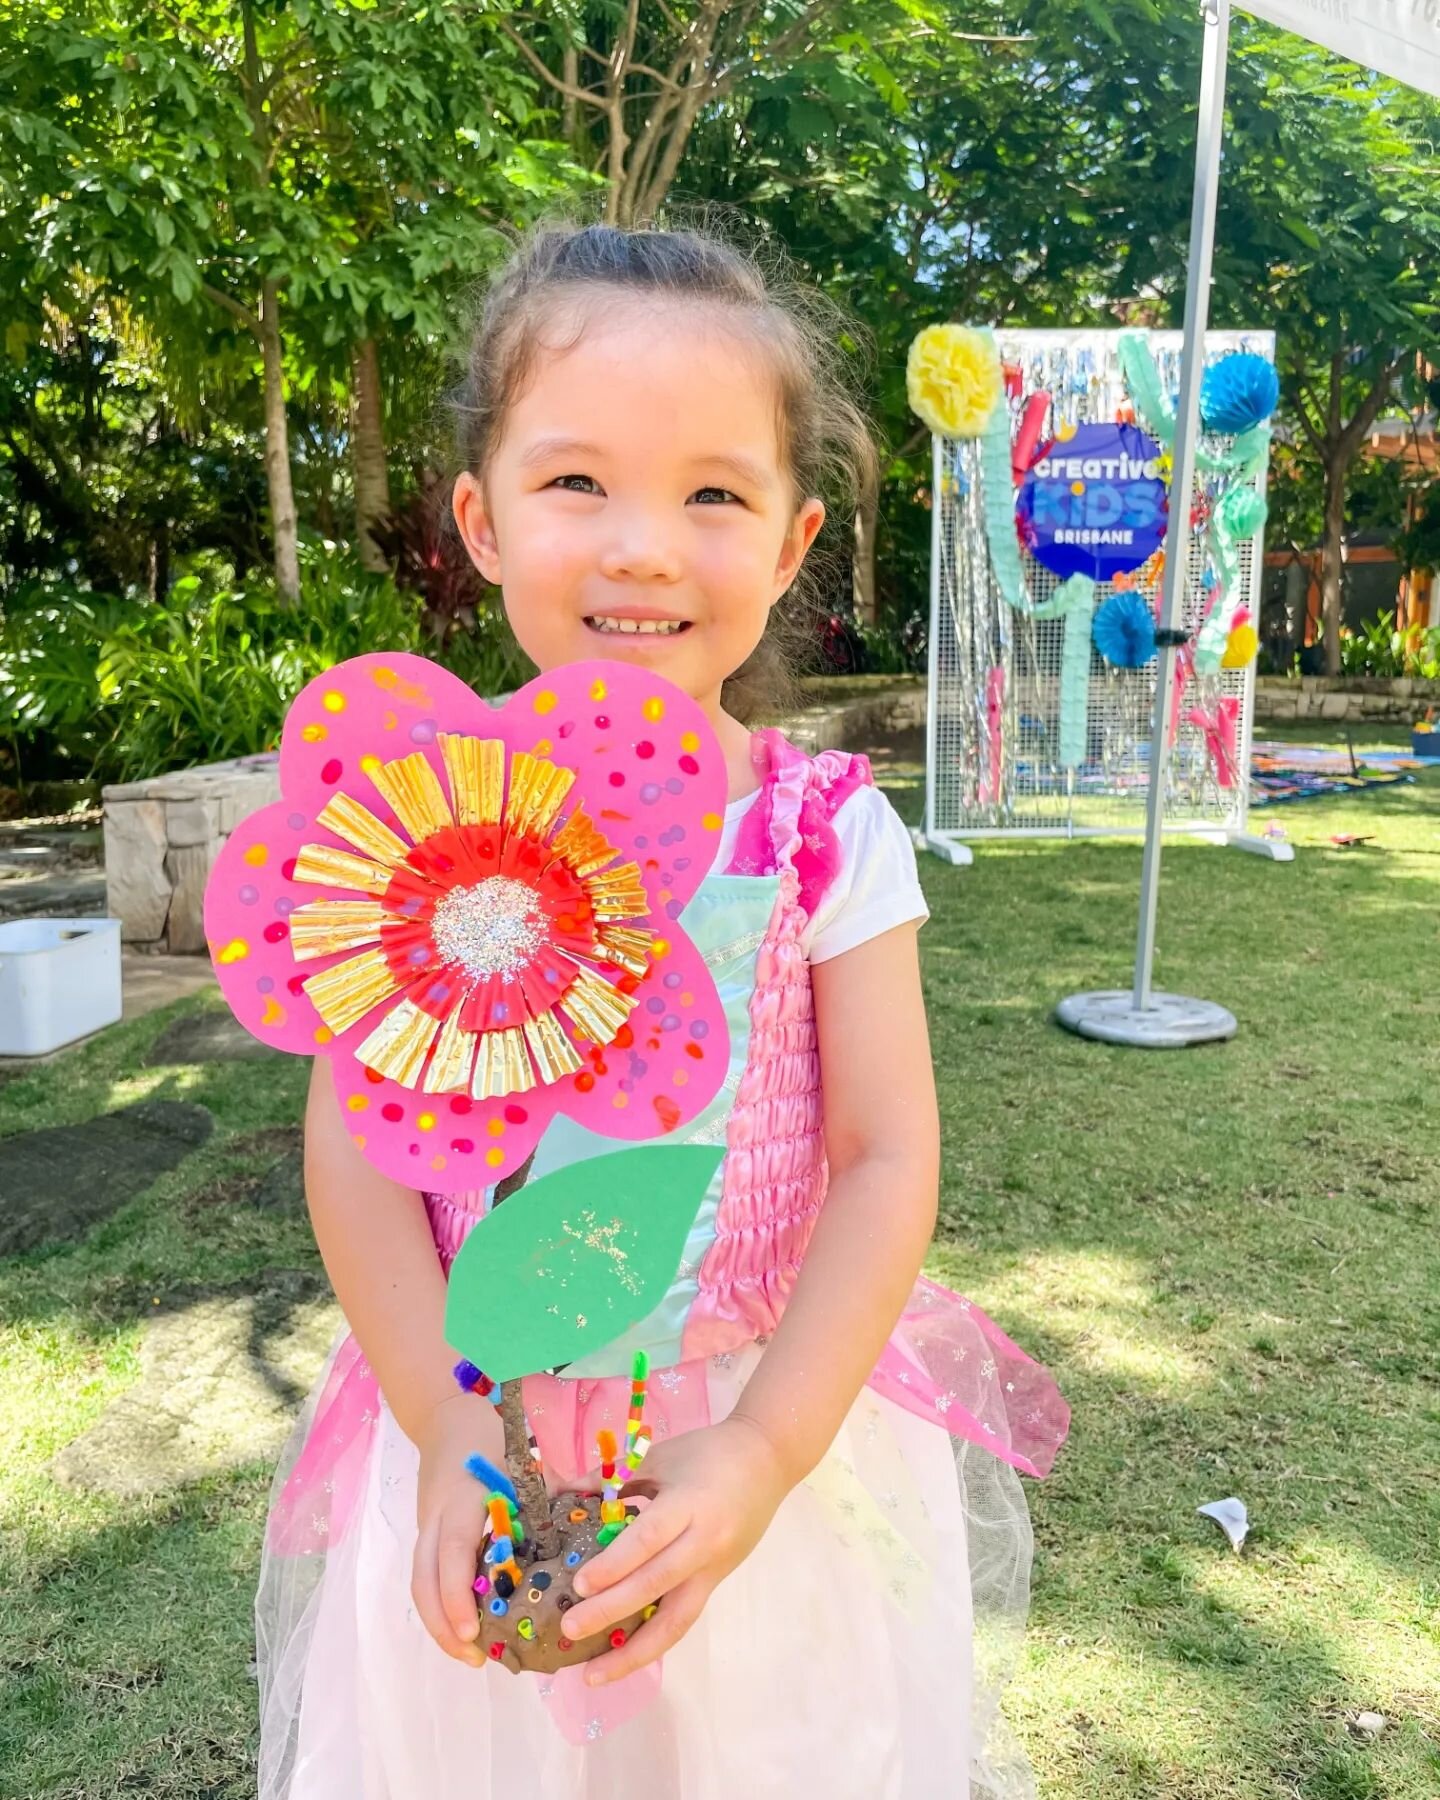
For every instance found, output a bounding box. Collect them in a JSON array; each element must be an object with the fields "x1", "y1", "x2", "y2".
[
  {"x1": 530, "y1": 1571, "x2": 552, "y2": 1590},
  {"x1": 569, "y1": 1508, "x2": 588, "y2": 1524},
  {"x1": 516, "y1": 1618, "x2": 535, "y2": 1640},
  {"x1": 642, "y1": 1603, "x2": 659, "y2": 1621},
  {"x1": 556, "y1": 1595, "x2": 574, "y2": 1612},
  {"x1": 472, "y1": 1575, "x2": 491, "y2": 1596},
  {"x1": 565, "y1": 1550, "x2": 583, "y2": 1567},
  {"x1": 489, "y1": 1597, "x2": 508, "y2": 1617},
  {"x1": 599, "y1": 1500, "x2": 625, "y2": 1524},
  {"x1": 527, "y1": 1587, "x2": 543, "y2": 1604},
  {"x1": 596, "y1": 1522, "x2": 624, "y2": 1548},
  {"x1": 557, "y1": 1635, "x2": 573, "y2": 1652},
  {"x1": 609, "y1": 1628, "x2": 628, "y2": 1648},
  {"x1": 488, "y1": 1641, "x2": 505, "y2": 1661},
  {"x1": 494, "y1": 1572, "x2": 515, "y2": 1600}
]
